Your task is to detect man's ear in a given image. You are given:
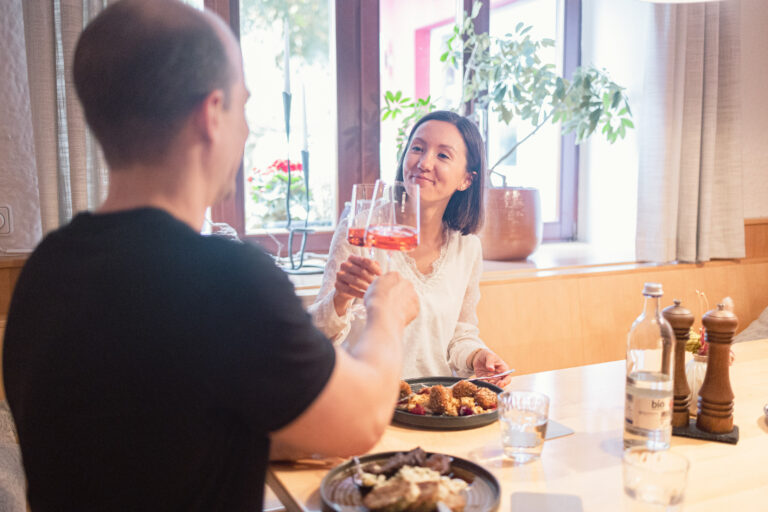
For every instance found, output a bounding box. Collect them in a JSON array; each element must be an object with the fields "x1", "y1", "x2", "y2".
[{"x1": 197, "y1": 89, "x2": 226, "y2": 143}]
